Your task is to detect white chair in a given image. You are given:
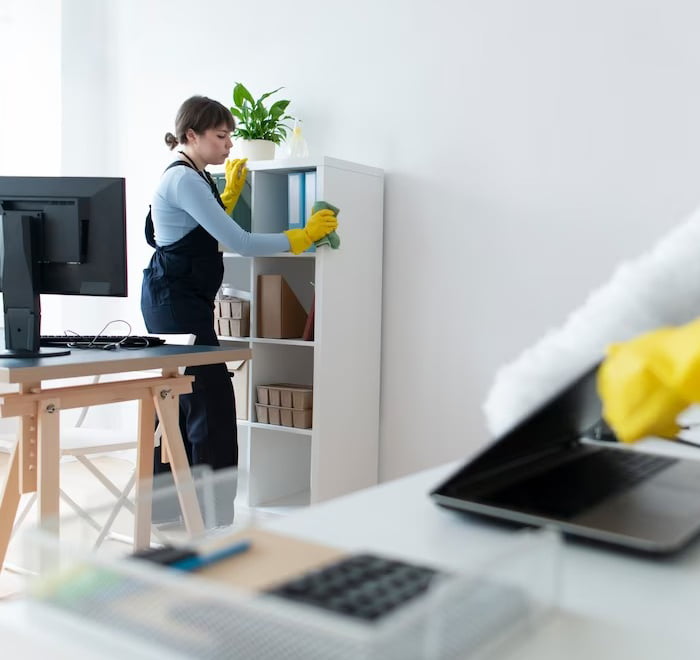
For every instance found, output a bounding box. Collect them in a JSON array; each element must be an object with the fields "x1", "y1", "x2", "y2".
[{"x1": 60, "y1": 332, "x2": 195, "y2": 543}]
